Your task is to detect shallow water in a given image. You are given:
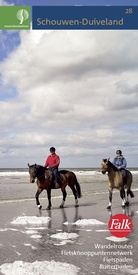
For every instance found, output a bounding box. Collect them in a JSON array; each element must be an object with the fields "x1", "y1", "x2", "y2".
[{"x1": 0, "y1": 168, "x2": 138, "y2": 202}]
